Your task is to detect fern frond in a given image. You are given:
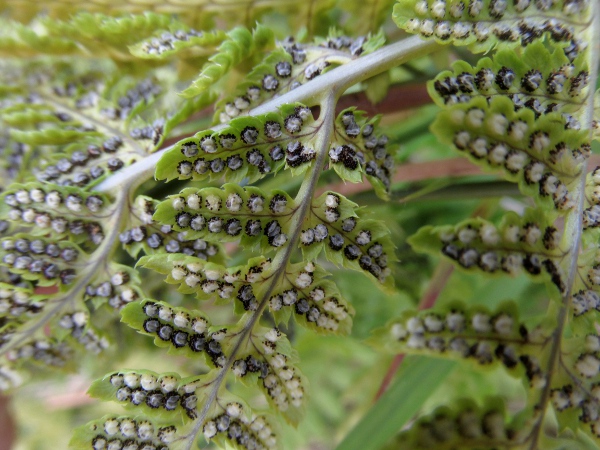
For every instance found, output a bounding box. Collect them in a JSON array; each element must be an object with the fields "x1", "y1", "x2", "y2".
[
  {"x1": 213, "y1": 31, "x2": 386, "y2": 124},
  {"x1": 180, "y1": 26, "x2": 275, "y2": 99},
  {"x1": 409, "y1": 210, "x2": 566, "y2": 293},
  {"x1": 393, "y1": 0, "x2": 592, "y2": 57},
  {"x1": 156, "y1": 104, "x2": 318, "y2": 183}
]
